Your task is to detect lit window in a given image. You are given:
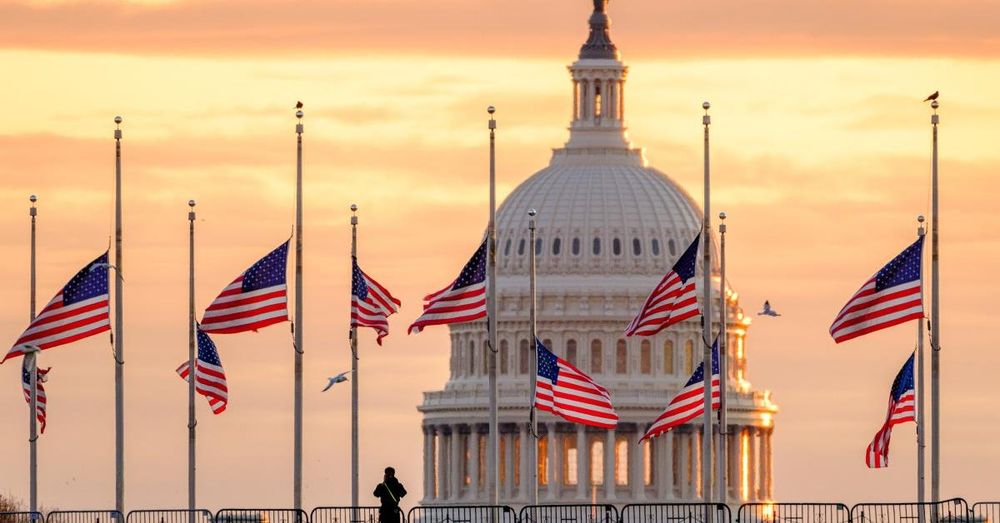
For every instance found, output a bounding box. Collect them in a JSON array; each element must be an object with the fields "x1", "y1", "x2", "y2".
[
  {"x1": 644, "y1": 440, "x2": 654, "y2": 486},
  {"x1": 591, "y1": 339, "x2": 603, "y2": 373},
  {"x1": 640, "y1": 340, "x2": 651, "y2": 374},
  {"x1": 615, "y1": 437, "x2": 628, "y2": 485},
  {"x1": 564, "y1": 435, "x2": 578, "y2": 486},
  {"x1": 514, "y1": 434, "x2": 521, "y2": 486},
  {"x1": 591, "y1": 440, "x2": 605, "y2": 485},
  {"x1": 538, "y1": 434, "x2": 549, "y2": 486},
  {"x1": 632, "y1": 238, "x2": 642, "y2": 256},
  {"x1": 572, "y1": 238, "x2": 581, "y2": 256},
  {"x1": 552, "y1": 238, "x2": 561, "y2": 255},
  {"x1": 613, "y1": 238, "x2": 622, "y2": 256},
  {"x1": 616, "y1": 340, "x2": 627, "y2": 374}
]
